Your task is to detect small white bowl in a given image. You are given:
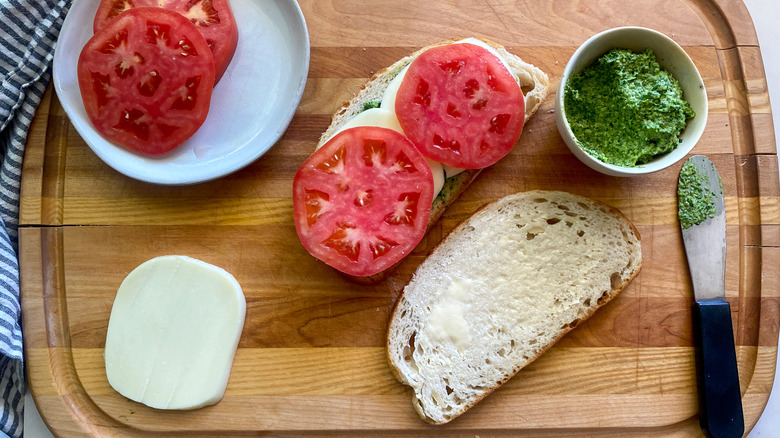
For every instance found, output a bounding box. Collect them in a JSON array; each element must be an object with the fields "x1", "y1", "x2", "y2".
[{"x1": 555, "y1": 26, "x2": 708, "y2": 177}]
